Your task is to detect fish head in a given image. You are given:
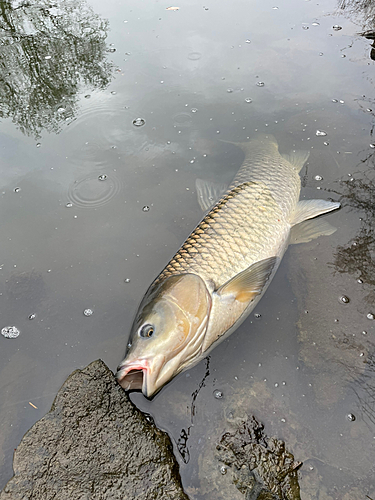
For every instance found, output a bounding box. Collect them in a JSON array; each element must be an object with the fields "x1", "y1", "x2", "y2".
[{"x1": 116, "y1": 273, "x2": 211, "y2": 397}]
